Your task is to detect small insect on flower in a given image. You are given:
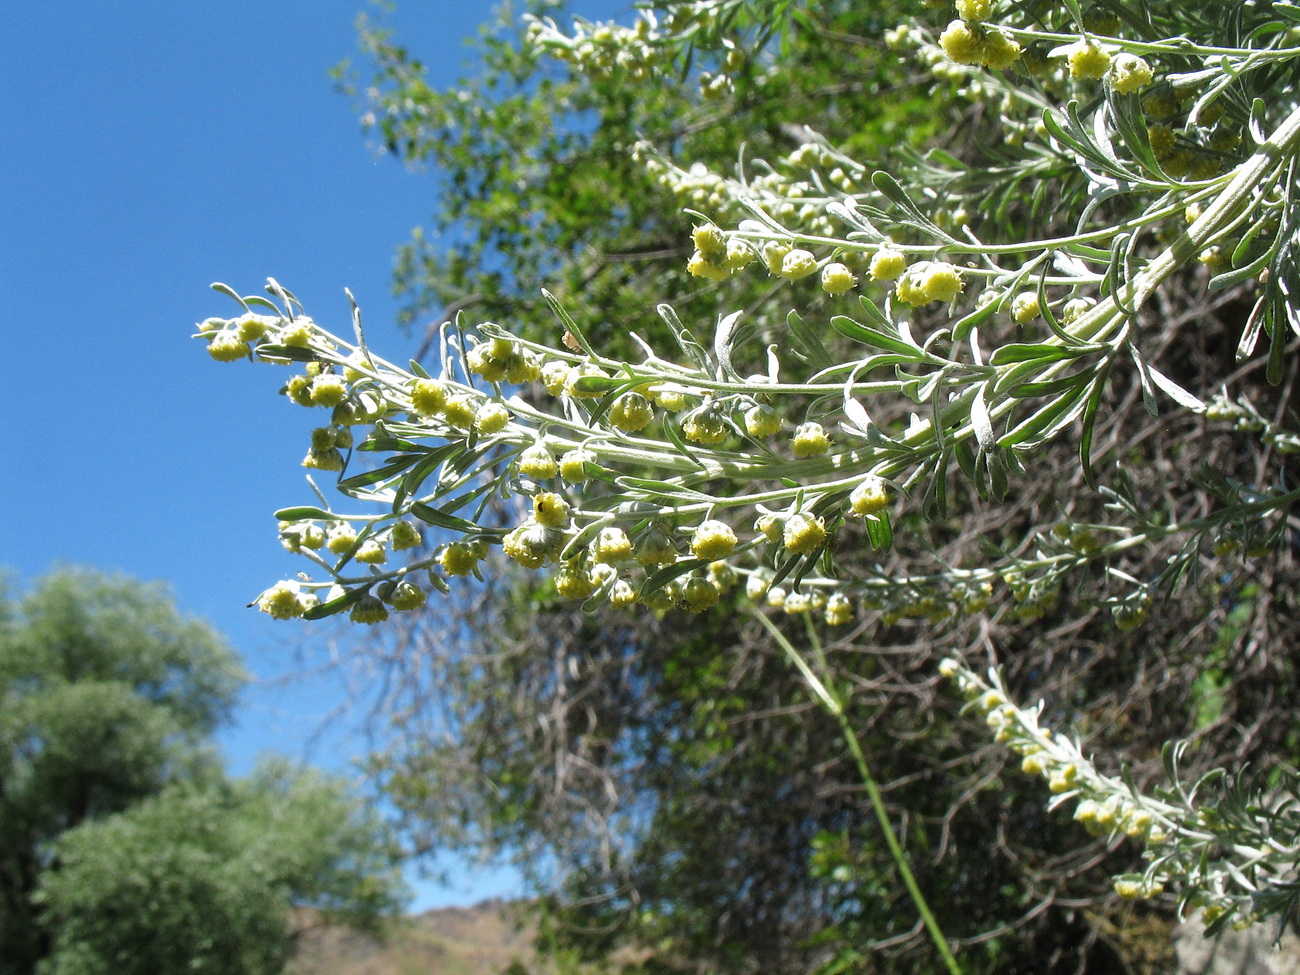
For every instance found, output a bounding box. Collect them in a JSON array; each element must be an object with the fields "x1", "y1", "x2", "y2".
[
  {"x1": 256, "y1": 581, "x2": 310, "y2": 620},
  {"x1": 532, "y1": 491, "x2": 570, "y2": 528}
]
